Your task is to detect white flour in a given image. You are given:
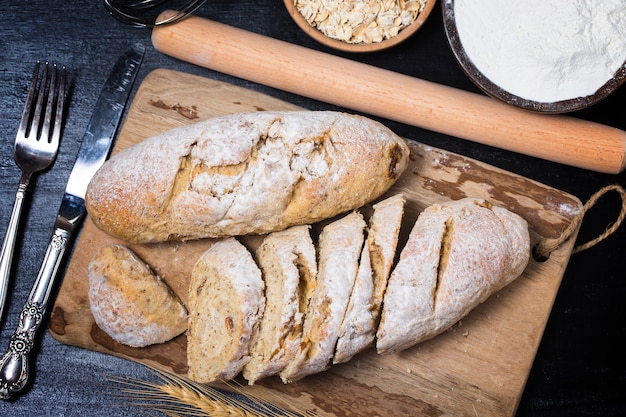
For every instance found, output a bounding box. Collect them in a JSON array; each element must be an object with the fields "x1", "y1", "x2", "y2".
[{"x1": 453, "y1": 0, "x2": 626, "y2": 102}]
